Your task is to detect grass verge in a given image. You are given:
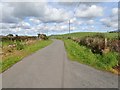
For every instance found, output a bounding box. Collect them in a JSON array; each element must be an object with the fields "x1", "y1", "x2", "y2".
[
  {"x1": 0, "y1": 40, "x2": 52, "y2": 73},
  {"x1": 64, "y1": 39, "x2": 119, "y2": 72}
]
